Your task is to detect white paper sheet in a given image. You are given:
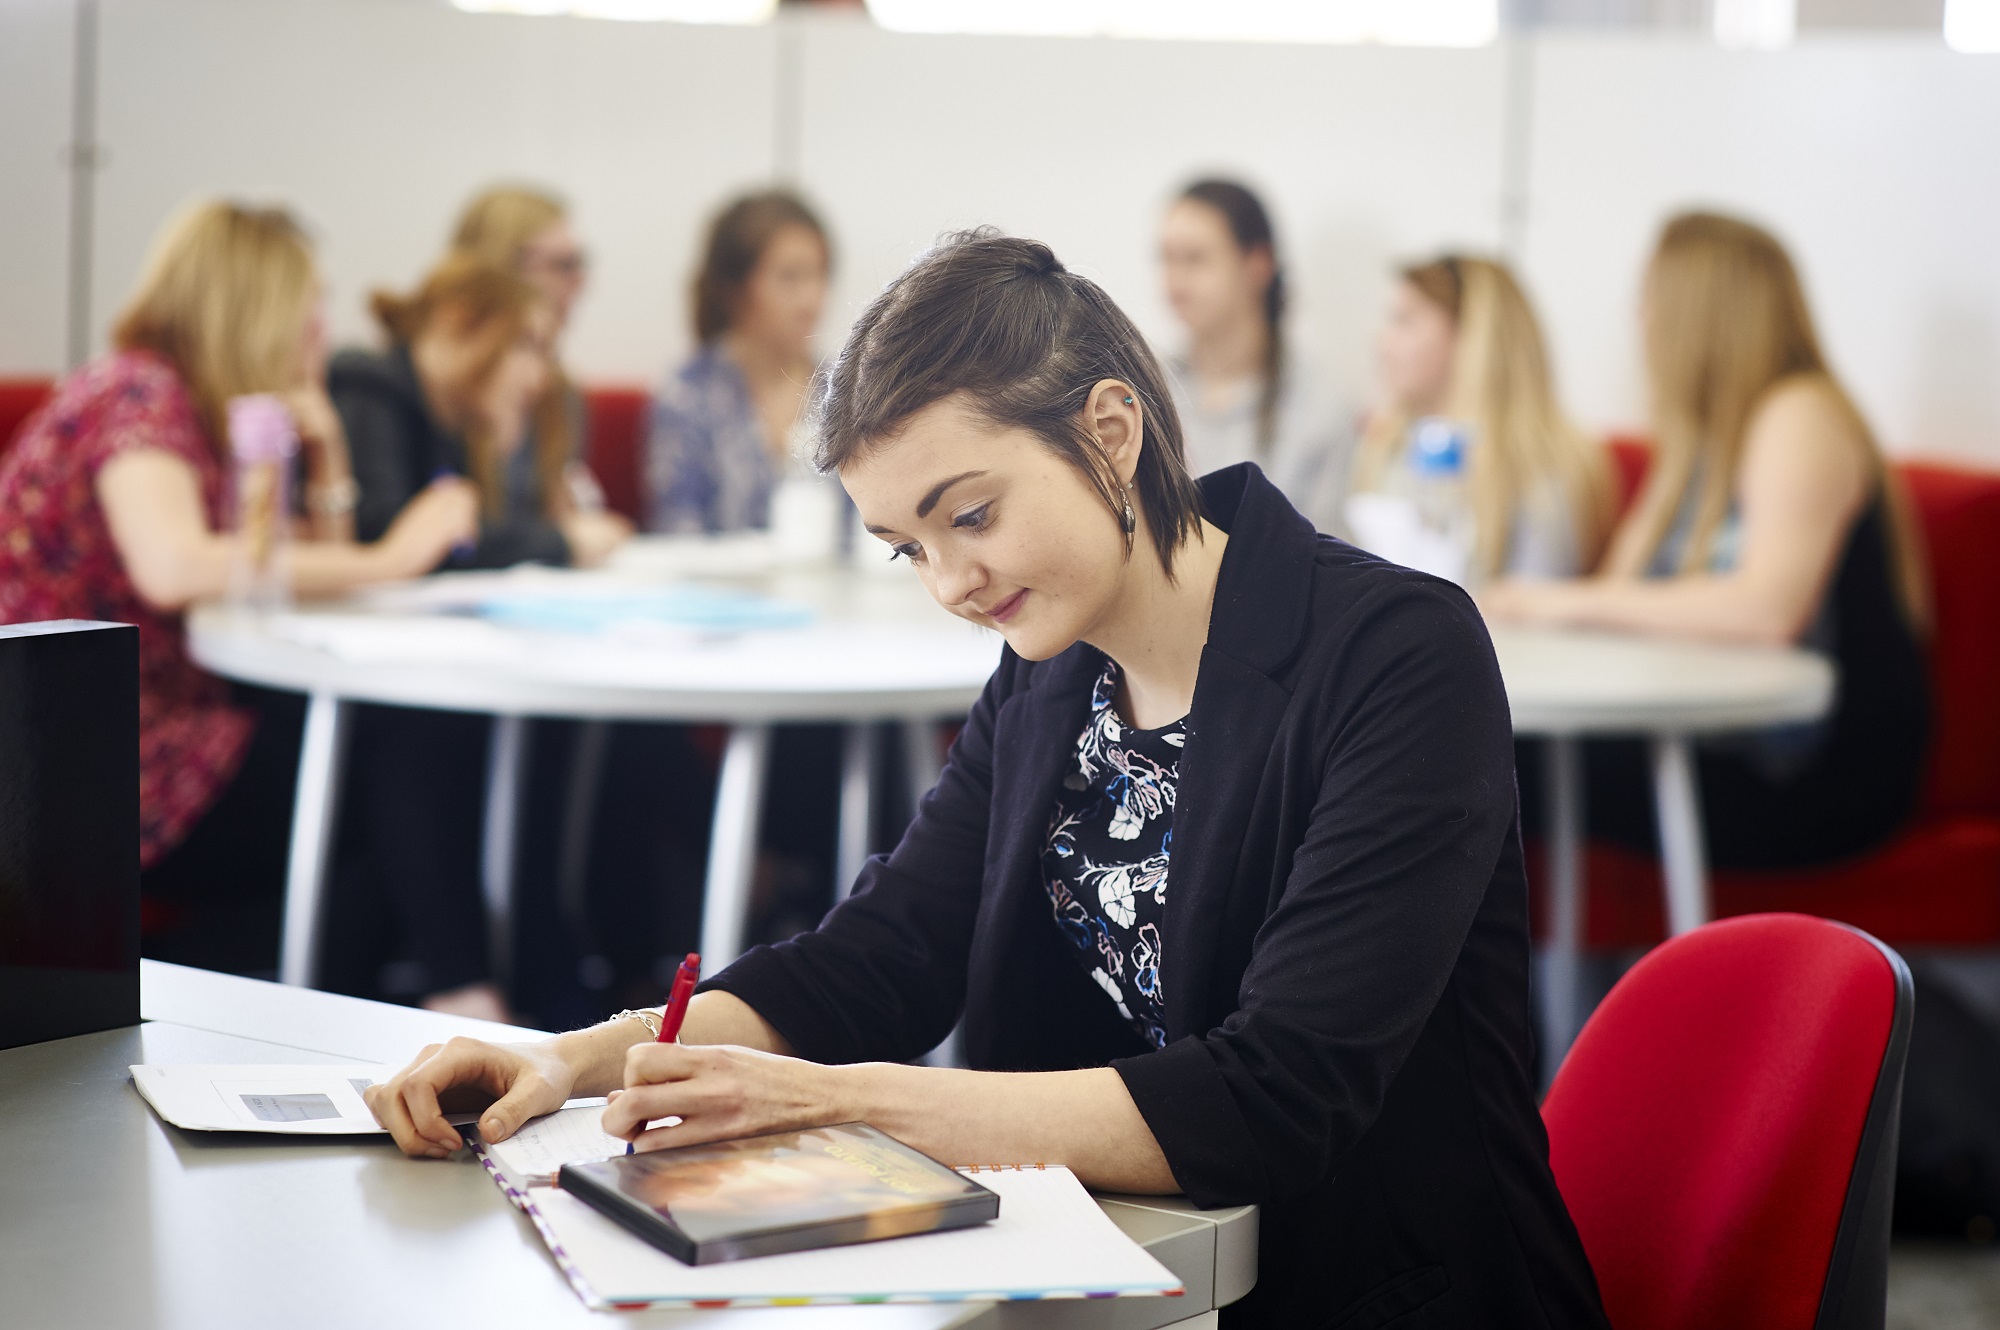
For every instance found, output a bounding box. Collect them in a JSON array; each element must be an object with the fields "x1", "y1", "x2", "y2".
[{"x1": 130, "y1": 1063, "x2": 398, "y2": 1134}]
